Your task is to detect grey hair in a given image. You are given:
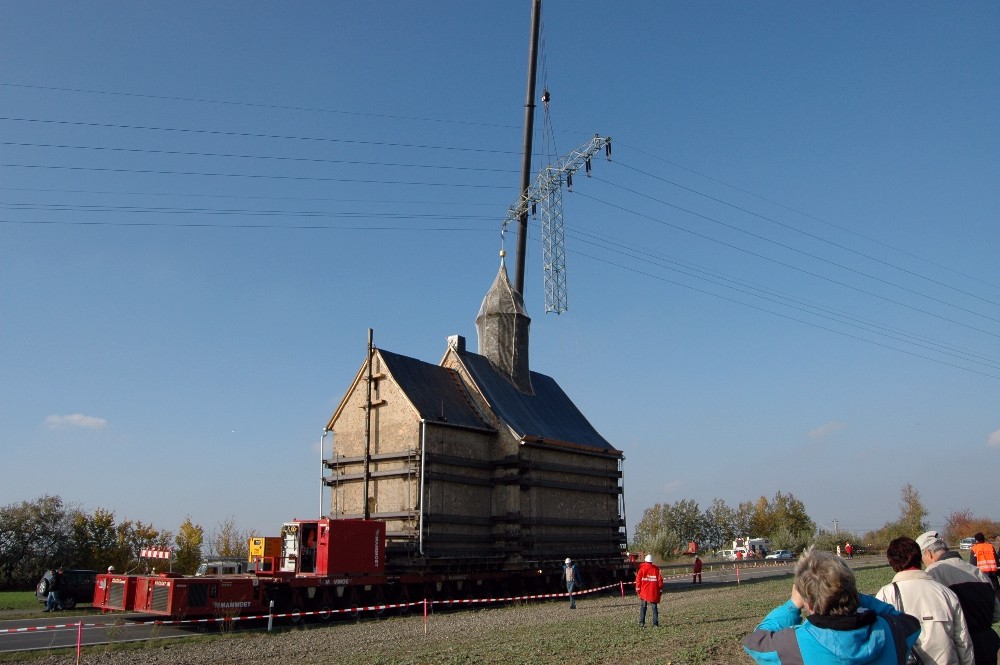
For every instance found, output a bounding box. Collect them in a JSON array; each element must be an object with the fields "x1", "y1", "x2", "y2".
[
  {"x1": 793, "y1": 547, "x2": 859, "y2": 616},
  {"x1": 924, "y1": 538, "x2": 948, "y2": 555}
]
